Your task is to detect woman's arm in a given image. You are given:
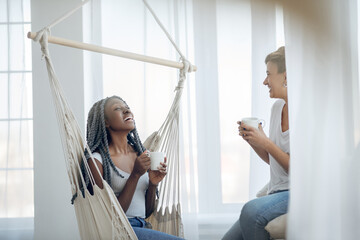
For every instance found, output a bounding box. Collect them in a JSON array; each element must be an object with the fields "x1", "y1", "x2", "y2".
[
  {"x1": 117, "y1": 152, "x2": 151, "y2": 213},
  {"x1": 146, "y1": 160, "x2": 168, "y2": 218},
  {"x1": 116, "y1": 173, "x2": 141, "y2": 213},
  {"x1": 249, "y1": 143, "x2": 270, "y2": 164},
  {"x1": 88, "y1": 157, "x2": 141, "y2": 213},
  {"x1": 263, "y1": 140, "x2": 290, "y2": 172},
  {"x1": 238, "y1": 122, "x2": 269, "y2": 164},
  {"x1": 241, "y1": 124, "x2": 290, "y2": 172},
  {"x1": 145, "y1": 182, "x2": 157, "y2": 218},
  {"x1": 88, "y1": 152, "x2": 150, "y2": 213},
  {"x1": 88, "y1": 158, "x2": 104, "y2": 189}
]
